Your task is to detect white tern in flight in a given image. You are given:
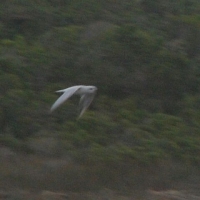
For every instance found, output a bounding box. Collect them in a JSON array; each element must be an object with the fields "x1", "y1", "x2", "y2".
[{"x1": 50, "y1": 85, "x2": 97, "y2": 118}]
